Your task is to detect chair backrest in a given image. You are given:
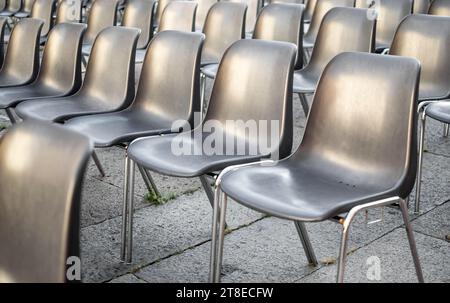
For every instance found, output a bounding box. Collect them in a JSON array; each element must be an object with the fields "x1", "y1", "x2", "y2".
[
  {"x1": 23, "y1": 0, "x2": 36, "y2": 13},
  {"x1": 122, "y1": 0, "x2": 155, "y2": 49},
  {"x1": 158, "y1": 1, "x2": 197, "y2": 33},
  {"x1": 305, "y1": 7, "x2": 375, "y2": 81},
  {"x1": 253, "y1": 3, "x2": 304, "y2": 70},
  {"x1": 304, "y1": 0, "x2": 355, "y2": 44},
  {"x1": 0, "y1": 121, "x2": 92, "y2": 283},
  {"x1": 56, "y1": 0, "x2": 83, "y2": 23},
  {"x1": 83, "y1": 0, "x2": 118, "y2": 45},
  {"x1": 0, "y1": 17, "x2": 7, "y2": 68},
  {"x1": 390, "y1": 14, "x2": 450, "y2": 101},
  {"x1": 297, "y1": 52, "x2": 420, "y2": 197},
  {"x1": 0, "y1": 0, "x2": 5, "y2": 11},
  {"x1": 374, "y1": 0, "x2": 413, "y2": 49},
  {"x1": 429, "y1": 0, "x2": 450, "y2": 16},
  {"x1": 134, "y1": 31, "x2": 204, "y2": 127},
  {"x1": 81, "y1": 26, "x2": 140, "y2": 110},
  {"x1": 303, "y1": 0, "x2": 317, "y2": 22},
  {"x1": 195, "y1": 0, "x2": 217, "y2": 31},
  {"x1": 226, "y1": 0, "x2": 260, "y2": 33},
  {"x1": 155, "y1": 0, "x2": 172, "y2": 25},
  {"x1": 413, "y1": 0, "x2": 430, "y2": 13},
  {"x1": 31, "y1": 0, "x2": 56, "y2": 37},
  {"x1": 205, "y1": 39, "x2": 296, "y2": 159},
  {"x1": 0, "y1": 18, "x2": 43, "y2": 85},
  {"x1": 37, "y1": 23, "x2": 86, "y2": 95},
  {"x1": 202, "y1": 2, "x2": 247, "y2": 64},
  {"x1": 5, "y1": 0, "x2": 22, "y2": 12}
]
